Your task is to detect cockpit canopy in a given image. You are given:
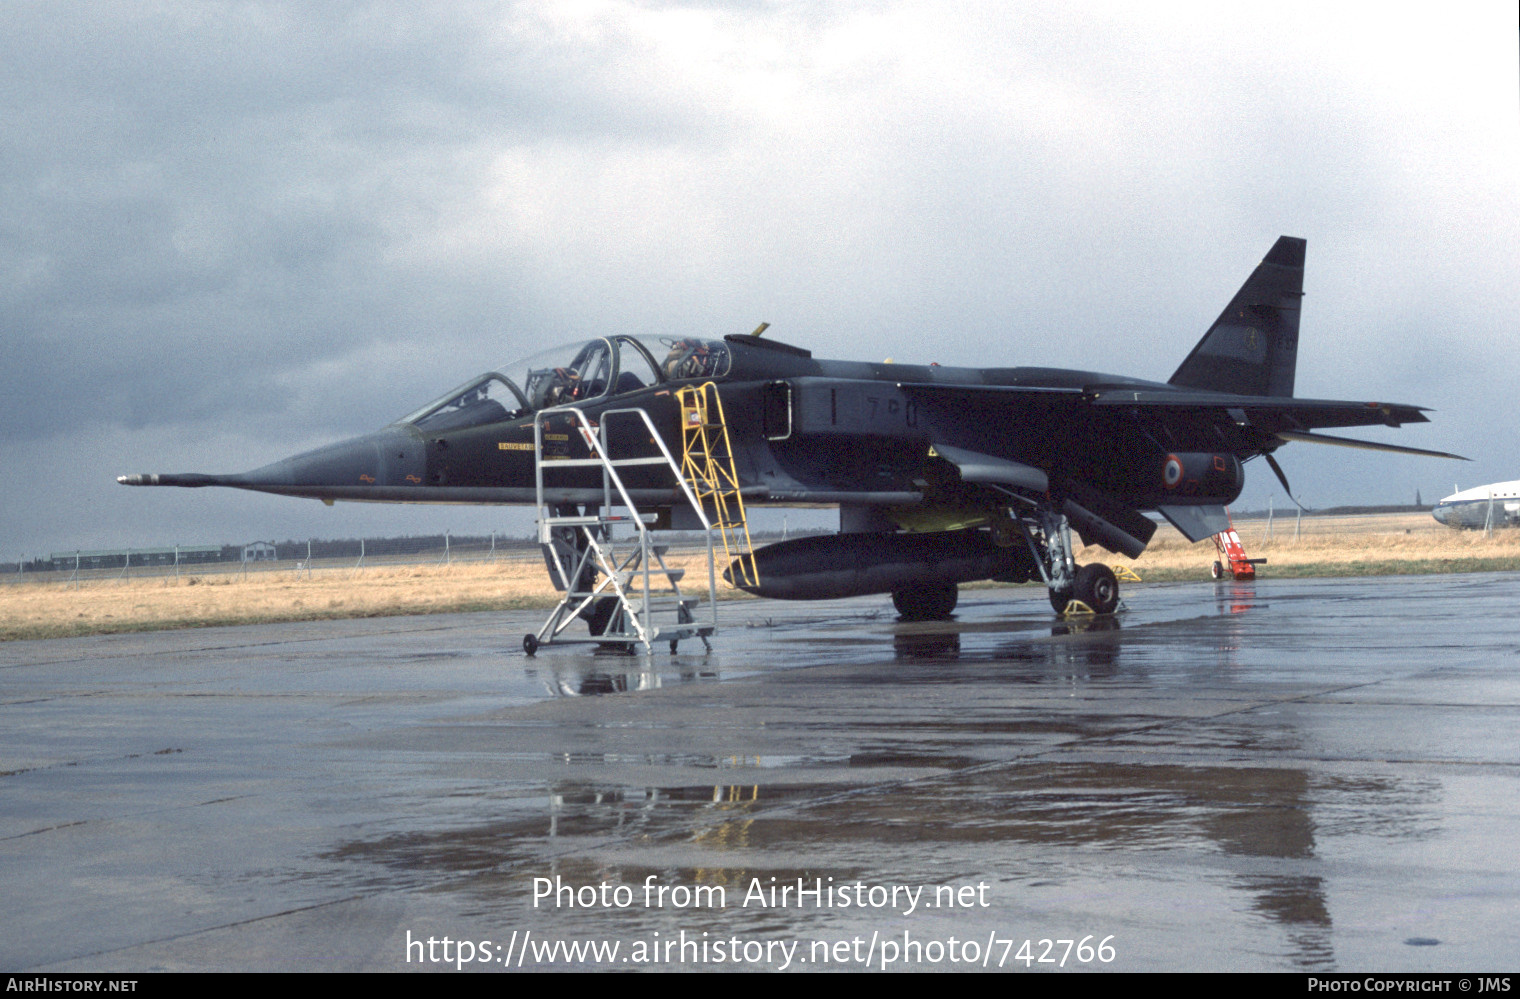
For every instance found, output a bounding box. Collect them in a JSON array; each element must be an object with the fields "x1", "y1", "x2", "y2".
[{"x1": 396, "y1": 335, "x2": 732, "y2": 432}]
